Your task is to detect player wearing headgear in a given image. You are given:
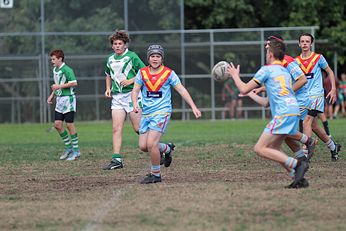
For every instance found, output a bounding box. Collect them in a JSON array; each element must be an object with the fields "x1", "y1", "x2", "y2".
[{"x1": 131, "y1": 44, "x2": 201, "y2": 184}]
